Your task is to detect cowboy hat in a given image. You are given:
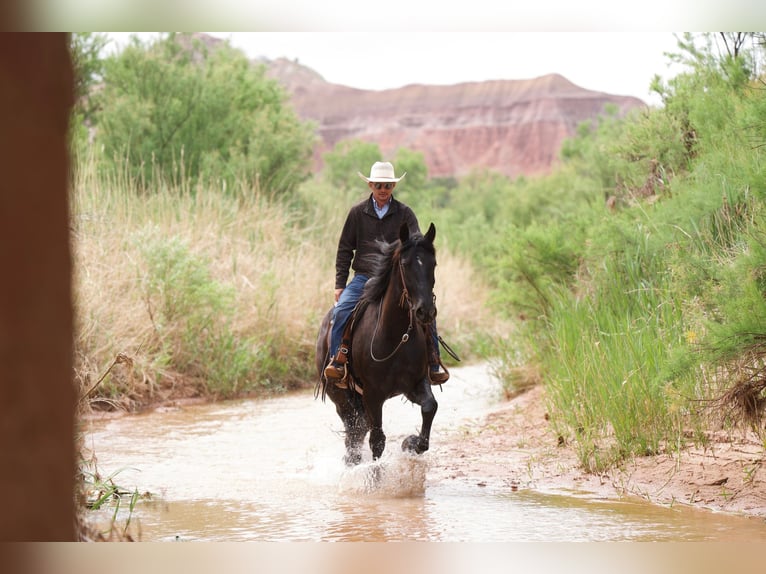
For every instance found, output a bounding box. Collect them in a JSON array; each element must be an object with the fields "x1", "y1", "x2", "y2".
[{"x1": 357, "y1": 161, "x2": 406, "y2": 183}]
